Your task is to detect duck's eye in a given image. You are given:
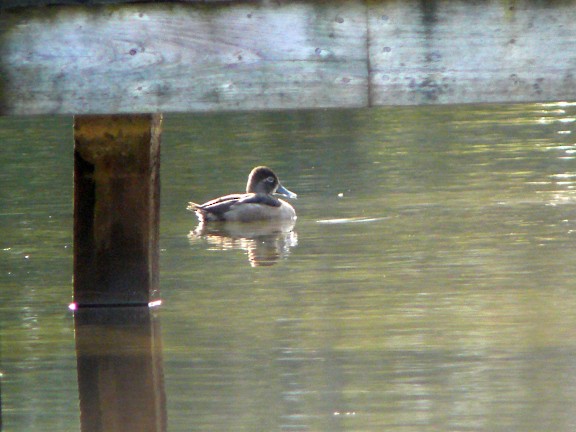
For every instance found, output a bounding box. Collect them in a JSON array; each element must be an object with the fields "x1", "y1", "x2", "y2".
[{"x1": 266, "y1": 176, "x2": 275, "y2": 183}]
